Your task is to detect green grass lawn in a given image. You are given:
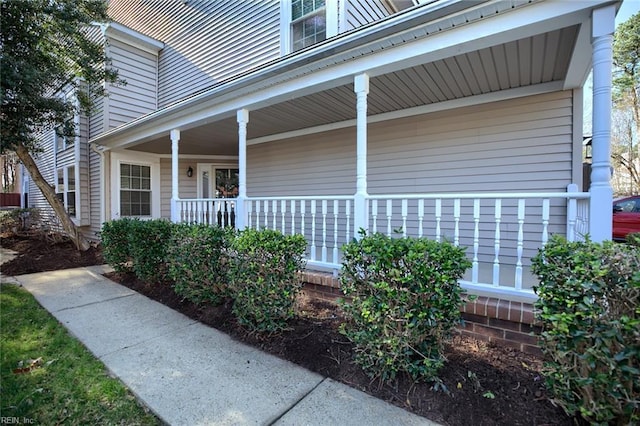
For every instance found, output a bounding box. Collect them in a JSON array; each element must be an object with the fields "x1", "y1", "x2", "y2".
[{"x1": 0, "y1": 283, "x2": 160, "y2": 425}]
